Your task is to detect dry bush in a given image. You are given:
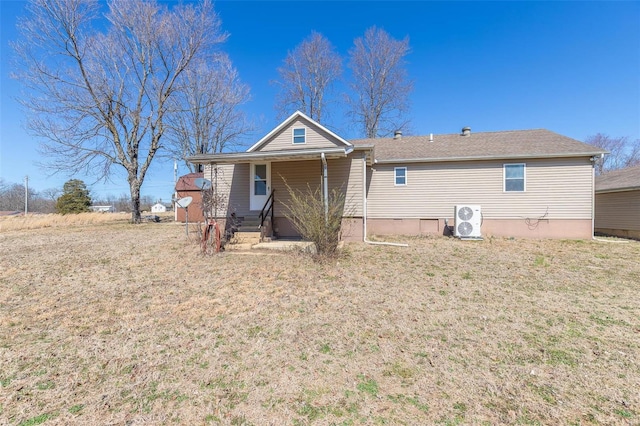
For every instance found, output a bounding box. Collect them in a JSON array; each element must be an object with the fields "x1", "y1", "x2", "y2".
[
  {"x1": 282, "y1": 181, "x2": 345, "y2": 258},
  {"x1": 1, "y1": 224, "x2": 639, "y2": 425}
]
